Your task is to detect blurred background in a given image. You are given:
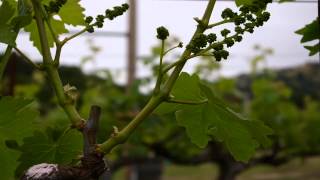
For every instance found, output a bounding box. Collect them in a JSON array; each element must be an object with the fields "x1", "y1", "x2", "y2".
[
  {"x1": 0, "y1": 0, "x2": 319, "y2": 180},
  {"x1": 0, "y1": 0, "x2": 318, "y2": 80}
]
